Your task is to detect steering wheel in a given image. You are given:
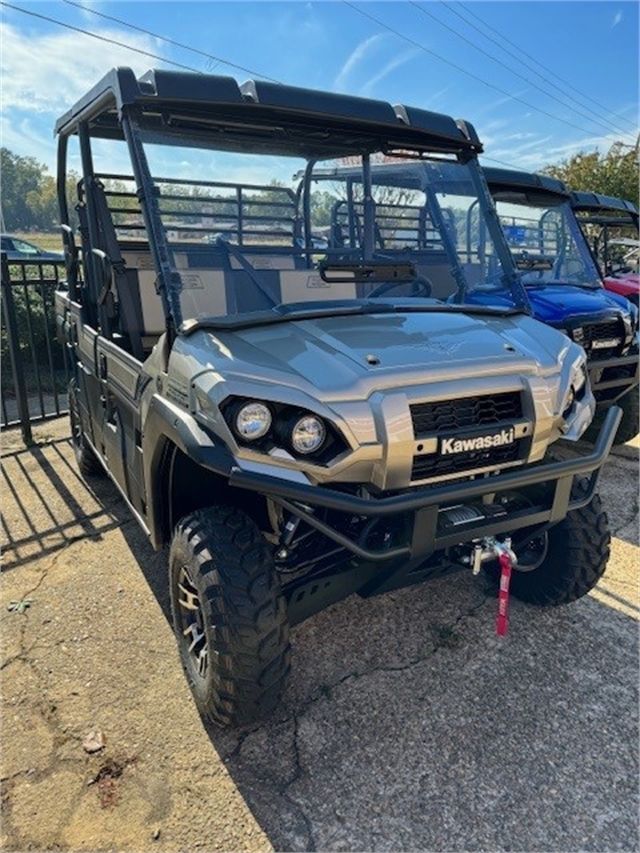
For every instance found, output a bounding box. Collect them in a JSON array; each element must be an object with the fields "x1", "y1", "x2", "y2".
[{"x1": 368, "y1": 275, "x2": 433, "y2": 299}]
